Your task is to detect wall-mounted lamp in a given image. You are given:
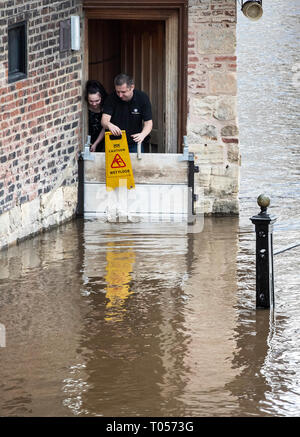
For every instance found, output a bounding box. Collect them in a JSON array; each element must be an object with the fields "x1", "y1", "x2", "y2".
[
  {"x1": 71, "y1": 16, "x2": 80, "y2": 50},
  {"x1": 59, "y1": 16, "x2": 81, "y2": 52},
  {"x1": 241, "y1": 1, "x2": 263, "y2": 21}
]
